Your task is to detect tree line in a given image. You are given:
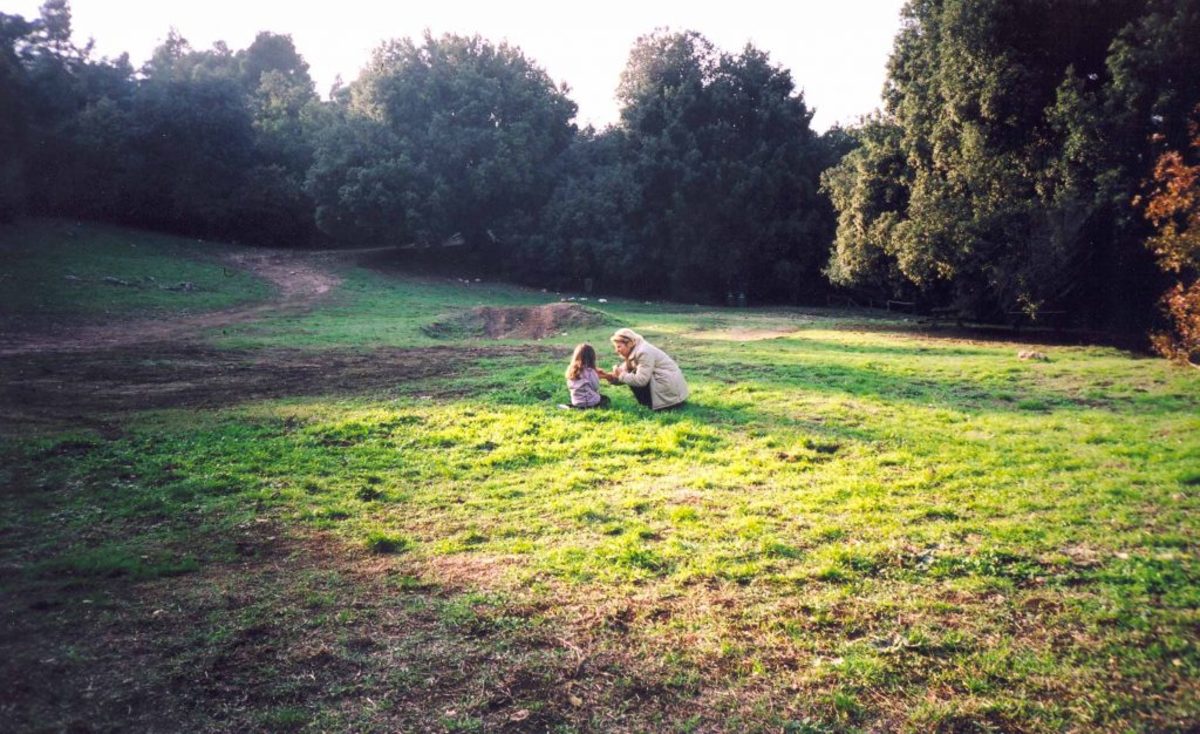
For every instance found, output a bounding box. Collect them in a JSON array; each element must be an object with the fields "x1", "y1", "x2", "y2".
[
  {"x1": 0, "y1": 2, "x2": 843, "y2": 305},
  {"x1": 823, "y1": 0, "x2": 1198, "y2": 355},
  {"x1": 2, "y1": 1, "x2": 1196, "y2": 359}
]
